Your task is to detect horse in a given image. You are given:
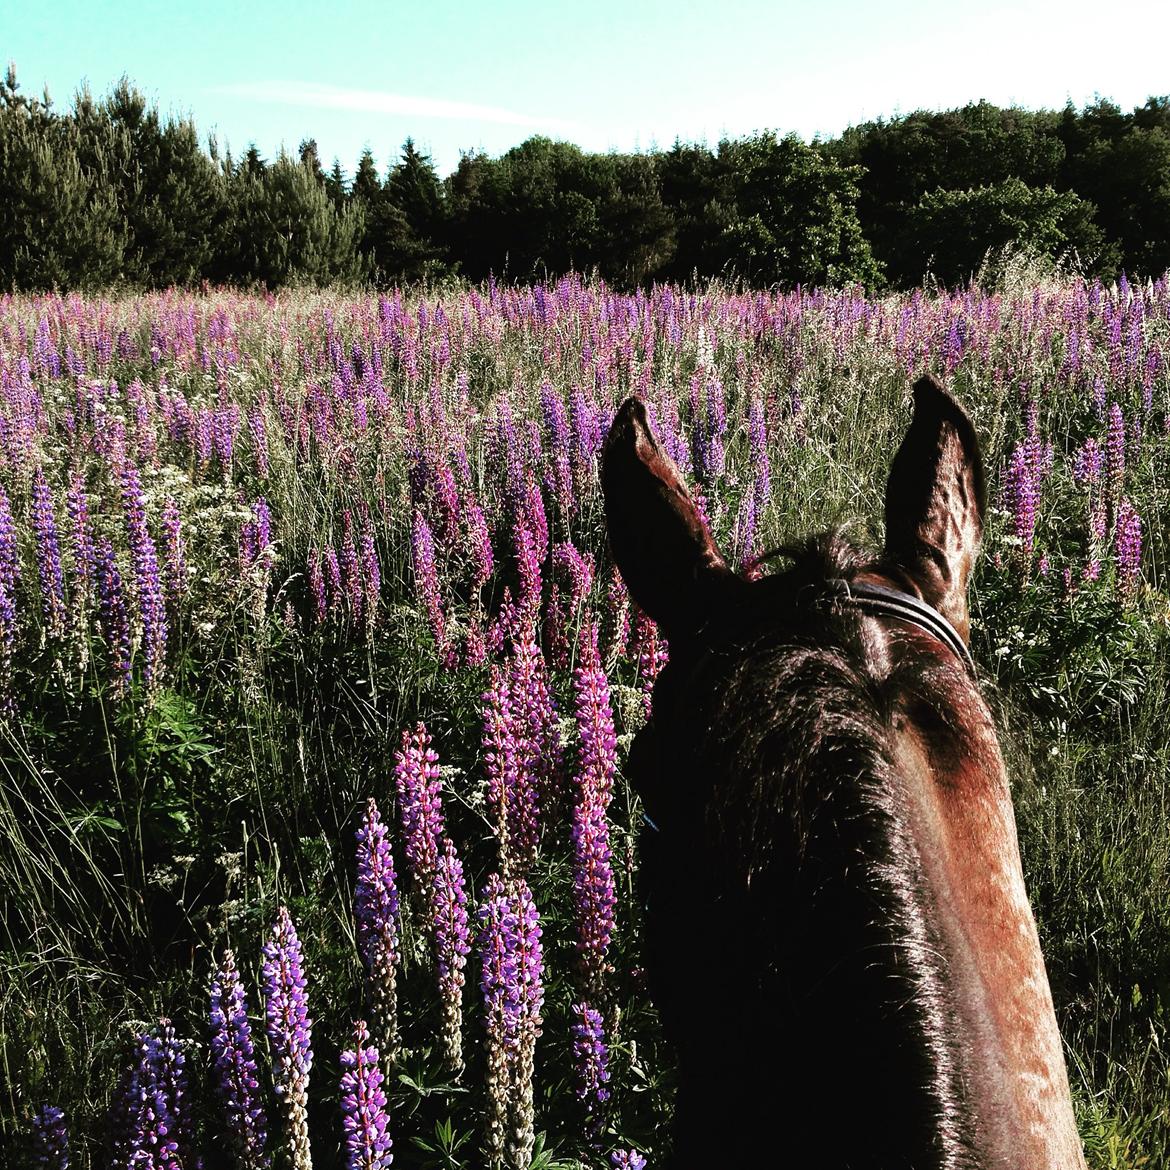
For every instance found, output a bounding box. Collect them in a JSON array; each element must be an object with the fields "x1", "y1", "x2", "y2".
[{"x1": 601, "y1": 376, "x2": 1086, "y2": 1169}]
